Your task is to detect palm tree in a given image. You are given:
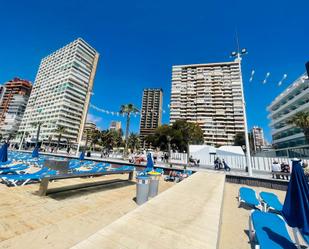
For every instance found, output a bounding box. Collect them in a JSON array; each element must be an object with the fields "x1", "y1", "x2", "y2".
[
  {"x1": 31, "y1": 122, "x2": 43, "y2": 147},
  {"x1": 47, "y1": 135, "x2": 53, "y2": 151},
  {"x1": 18, "y1": 131, "x2": 29, "y2": 150},
  {"x1": 16, "y1": 131, "x2": 23, "y2": 144},
  {"x1": 66, "y1": 137, "x2": 71, "y2": 151},
  {"x1": 84, "y1": 129, "x2": 91, "y2": 151},
  {"x1": 54, "y1": 125, "x2": 67, "y2": 152},
  {"x1": 100, "y1": 130, "x2": 116, "y2": 151},
  {"x1": 287, "y1": 111, "x2": 309, "y2": 144},
  {"x1": 128, "y1": 133, "x2": 140, "y2": 152},
  {"x1": 120, "y1": 104, "x2": 139, "y2": 155},
  {"x1": 7, "y1": 132, "x2": 16, "y2": 142},
  {"x1": 90, "y1": 129, "x2": 101, "y2": 151}
]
